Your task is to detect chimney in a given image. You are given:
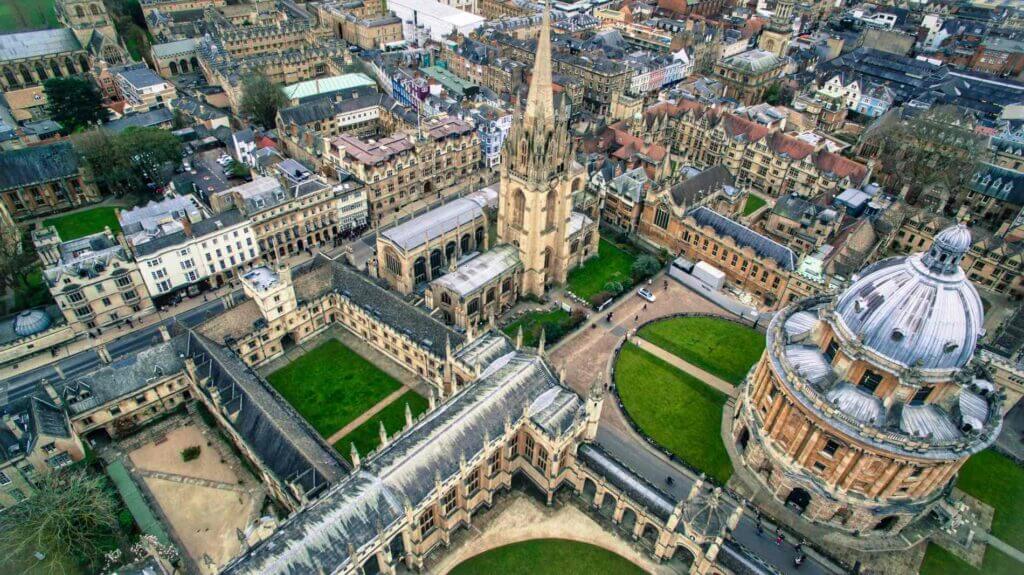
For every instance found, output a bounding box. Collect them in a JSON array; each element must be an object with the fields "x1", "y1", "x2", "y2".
[
  {"x1": 3, "y1": 413, "x2": 23, "y2": 439},
  {"x1": 180, "y1": 217, "x2": 193, "y2": 238},
  {"x1": 43, "y1": 380, "x2": 63, "y2": 409}
]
